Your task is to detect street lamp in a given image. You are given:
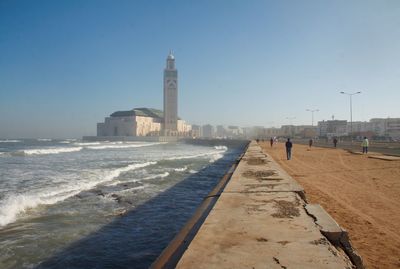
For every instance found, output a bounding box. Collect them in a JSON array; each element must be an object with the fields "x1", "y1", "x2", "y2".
[
  {"x1": 306, "y1": 109, "x2": 319, "y2": 126},
  {"x1": 340, "y1": 91, "x2": 361, "y2": 143}
]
